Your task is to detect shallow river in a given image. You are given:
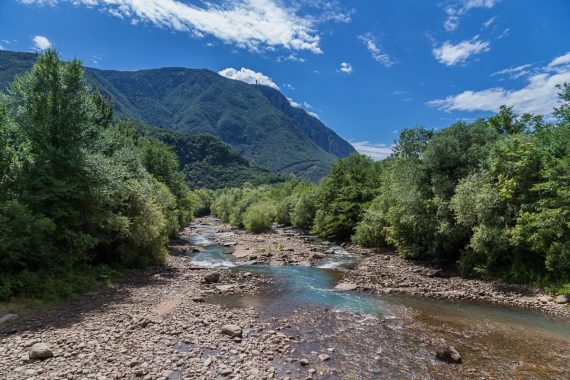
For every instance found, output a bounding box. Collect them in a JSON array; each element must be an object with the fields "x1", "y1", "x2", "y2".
[{"x1": 185, "y1": 224, "x2": 570, "y2": 379}]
